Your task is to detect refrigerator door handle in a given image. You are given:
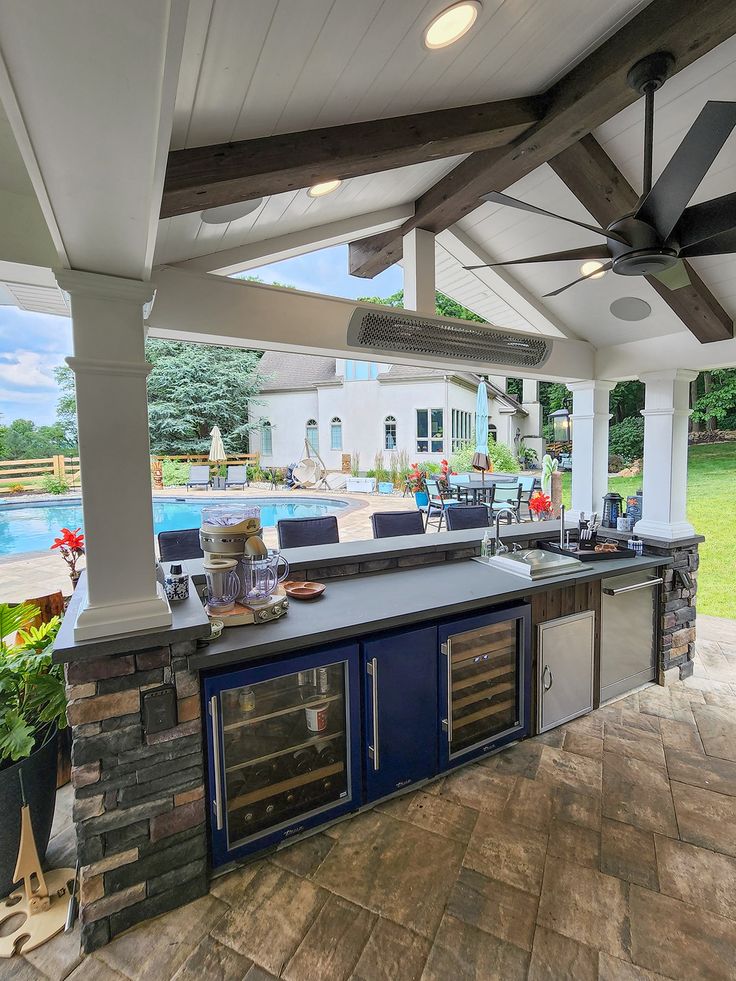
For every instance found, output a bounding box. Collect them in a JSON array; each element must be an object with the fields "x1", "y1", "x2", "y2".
[
  {"x1": 367, "y1": 657, "x2": 380, "y2": 770},
  {"x1": 209, "y1": 695, "x2": 224, "y2": 831},
  {"x1": 441, "y1": 641, "x2": 453, "y2": 745},
  {"x1": 602, "y1": 577, "x2": 663, "y2": 596}
]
